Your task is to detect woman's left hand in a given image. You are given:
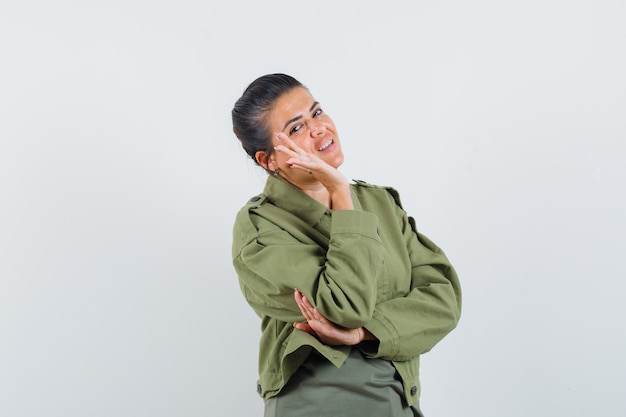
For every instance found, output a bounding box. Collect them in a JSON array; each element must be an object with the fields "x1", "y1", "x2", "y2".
[
  {"x1": 293, "y1": 289, "x2": 365, "y2": 346},
  {"x1": 274, "y1": 133, "x2": 353, "y2": 210}
]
